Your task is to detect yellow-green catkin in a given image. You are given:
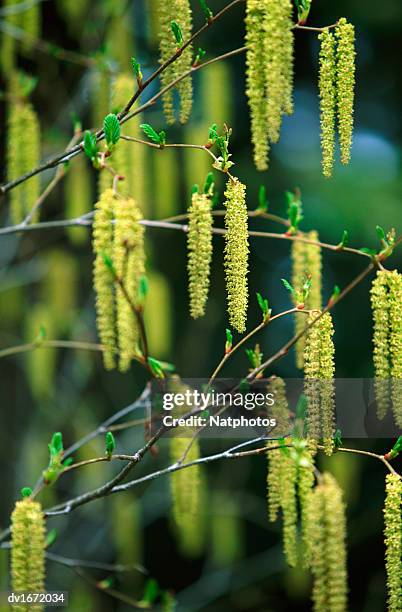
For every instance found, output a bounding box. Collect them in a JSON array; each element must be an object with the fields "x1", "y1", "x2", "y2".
[
  {"x1": 266, "y1": 377, "x2": 290, "y2": 522},
  {"x1": 65, "y1": 151, "x2": 92, "y2": 245},
  {"x1": 336, "y1": 19, "x2": 356, "y2": 165},
  {"x1": 1, "y1": 0, "x2": 21, "y2": 74},
  {"x1": 264, "y1": 0, "x2": 294, "y2": 142},
  {"x1": 245, "y1": 0, "x2": 269, "y2": 171},
  {"x1": 153, "y1": 148, "x2": 180, "y2": 218},
  {"x1": 25, "y1": 304, "x2": 56, "y2": 402},
  {"x1": 304, "y1": 312, "x2": 336, "y2": 455},
  {"x1": 307, "y1": 473, "x2": 348, "y2": 612},
  {"x1": 223, "y1": 177, "x2": 249, "y2": 333},
  {"x1": 318, "y1": 29, "x2": 336, "y2": 178},
  {"x1": 388, "y1": 271, "x2": 402, "y2": 428},
  {"x1": 383, "y1": 473, "x2": 402, "y2": 612},
  {"x1": 40, "y1": 250, "x2": 78, "y2": 334},
  {"x1": 11, "y1": 499, "x2": 46, "y2": 607},
  {"x1": 211, "y1": 495, "x2": 243, "y2": 566},
  {"x1": 371, "y1": 271, "x2": 391, "y2": 419},
  {"x1": 297, "y1": 447, "x2": 315, "y2": 567},
  {"x1": 113, "y1": 196, "x2": 145, "y2": 372},
  {"x1": 7, "y1": 87, "x2": 41, "y2": 224},
  {"x1": 169, "y1": 433, "x2": 205, "y2": 557},
  {"x1": 109, "y1": 74, "x2": 149, "y2": 215},
  {"x1": 291, "y1": 231, "x2": 322, "y2": 369},
  {"x1": 144, "y1": 271, "x2": 173, "y2": 358},
  {"x1": 20, "y1": 1, "x2": 41, "y2": 53},
  {"x1": 281, "y1": 447, "x2": 299, "y2": 567},
  {"x1": 92, "y1": 189, "x2": 116, "y2": 370},
  {"x1": 187, "y1": 191, "x2": 213, "y2": 318},
  {"x1": 155, "y1": 0, "x2": 193, "y2": 124}
]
